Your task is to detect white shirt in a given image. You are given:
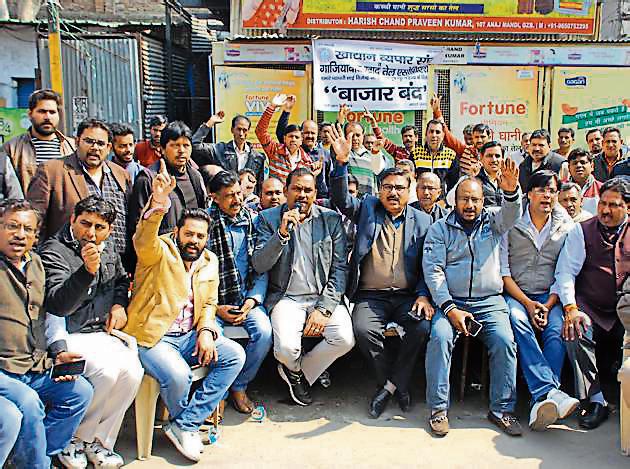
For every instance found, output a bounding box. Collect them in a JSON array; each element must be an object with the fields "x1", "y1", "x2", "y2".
[
  {"x1": 499, "y1": 208, "x2": 551, "y2": 277},
  {"x1": 551, "y1": 223, "x2": 587, "y2": 306},
  {"x1": 233, "y1": 140, "x2": 251, "y2": 171},
  {"x1": 508, "y1": 149, "x2": 526, "y2": 167}
]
